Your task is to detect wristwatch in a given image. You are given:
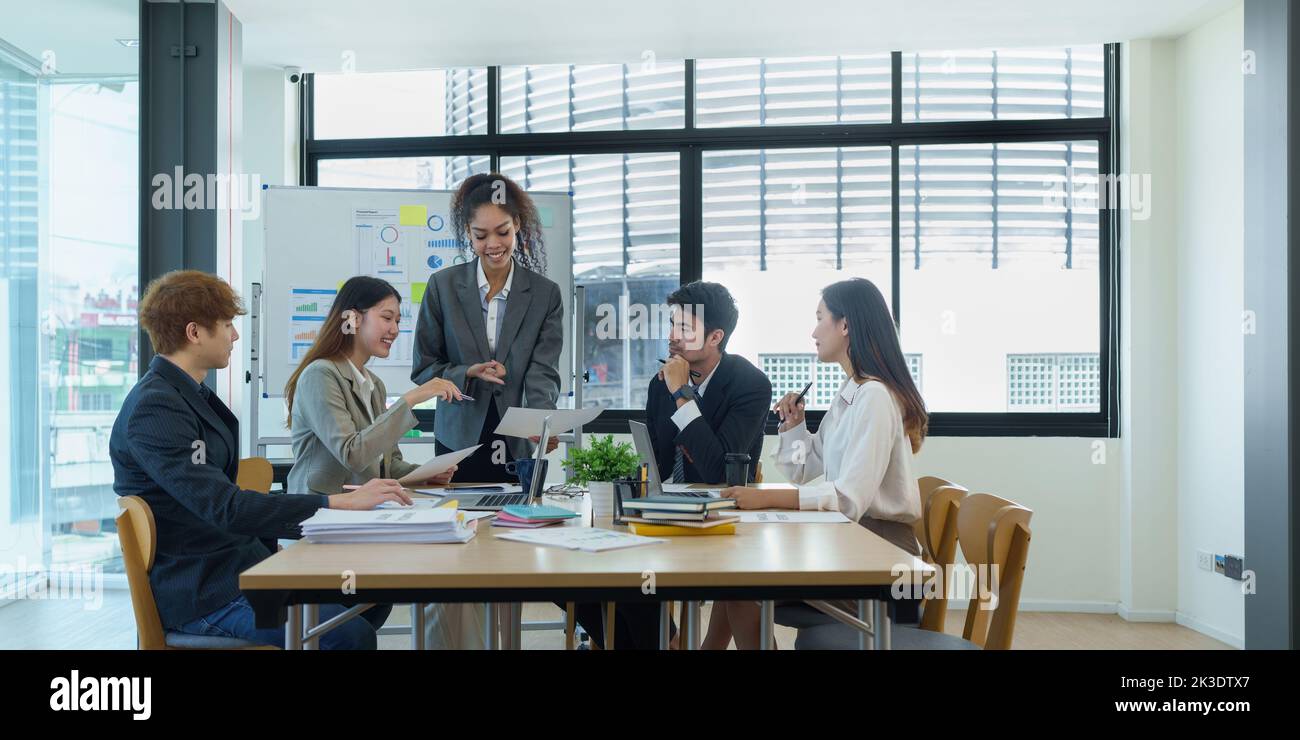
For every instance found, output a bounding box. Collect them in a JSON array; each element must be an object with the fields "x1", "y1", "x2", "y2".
[{"x1": 672, "y1": 385, "x2": 697, "y2": 403}]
